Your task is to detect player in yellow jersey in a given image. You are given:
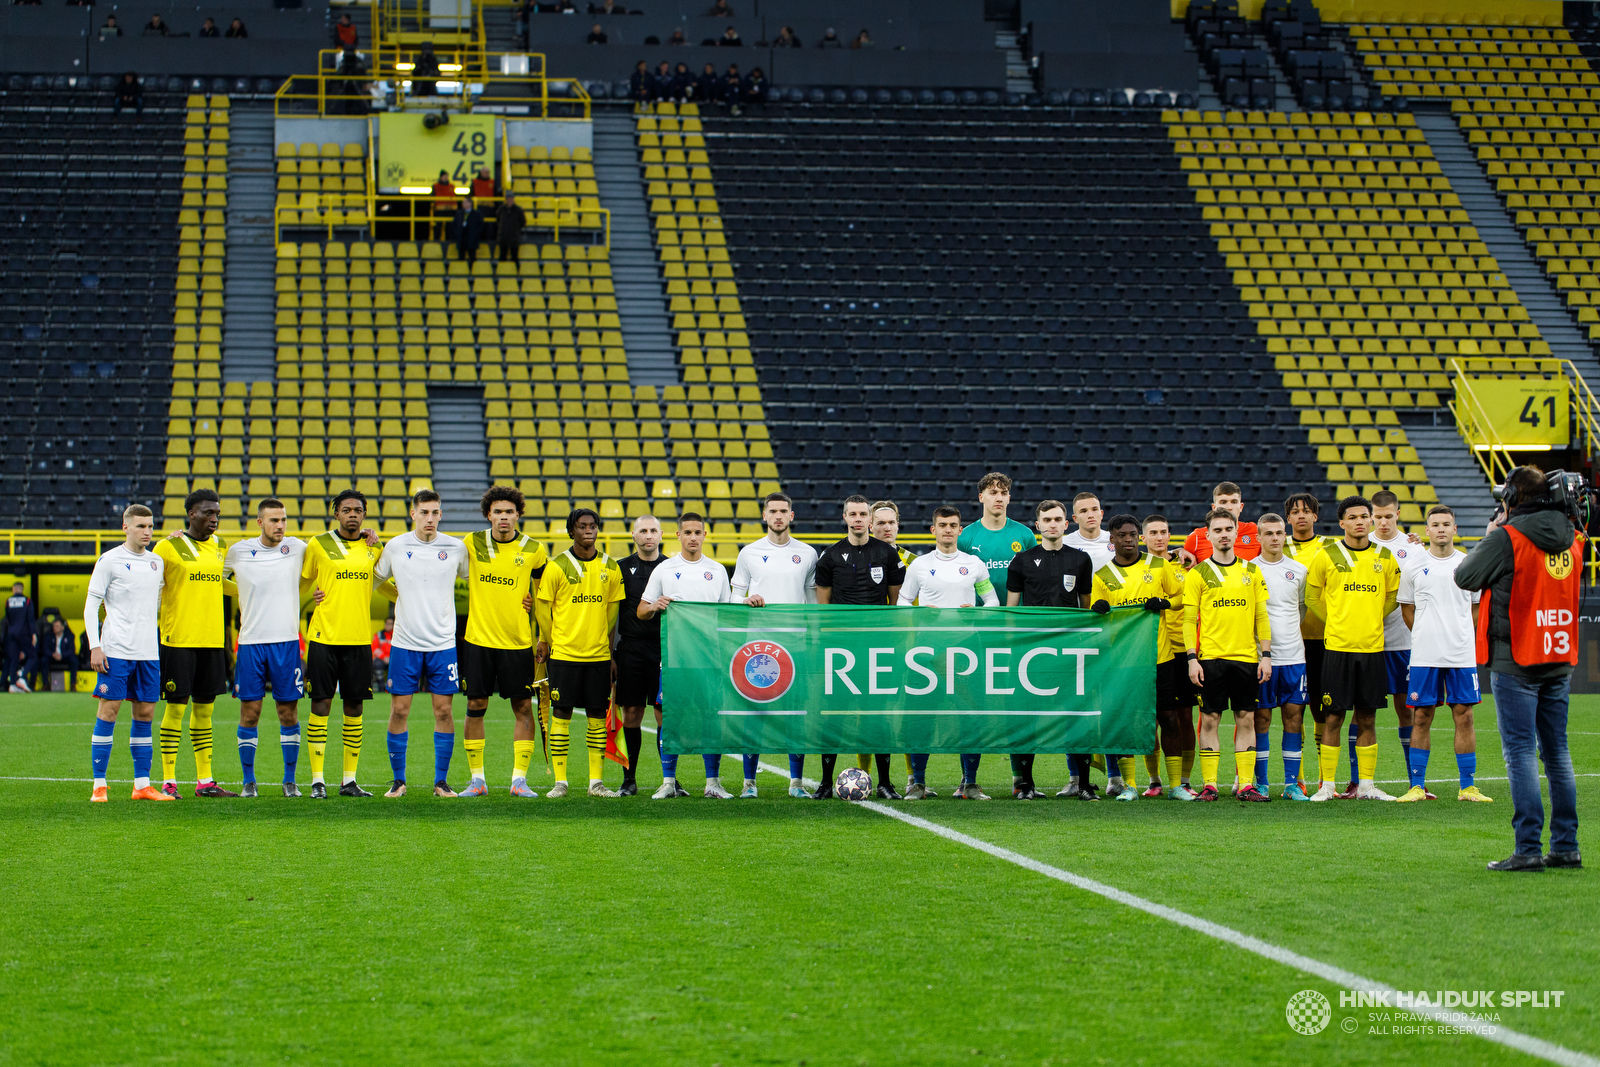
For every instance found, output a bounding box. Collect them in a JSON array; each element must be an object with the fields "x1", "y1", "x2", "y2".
[
  {"x1": 1283, "y1": 493, "x2": 1335, "y2": 771},
  {"x1": 302, "y1": 489, "x2": 384, "y2": 799},
  {"x1": 534, "y1": 508, "x2": 624, "y2": 798},
  {"x1": 154, "y1": 488, "x2": 237, "y2": 797},
  {"x1": 460, "y1": 487, "x2": 547, "y2": 799},
  {"x1": 1182, "y1": 509, "x2": 1272, "y2": 802},
  {"x1": 1089, "y1": 514, "x2": 1184, "y2": 802},
  {"x1": 1141, "y1": 514, "x2": 1199, "y2": 796},
  {"x1": 1304, "y1": 494, "x2": 1401, "y2": 802}
]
